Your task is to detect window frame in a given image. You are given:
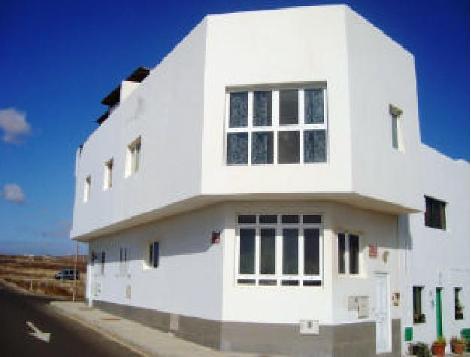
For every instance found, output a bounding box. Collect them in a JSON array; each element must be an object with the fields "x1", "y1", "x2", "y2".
[
  {"x1": 83, "y1": 175, "x2": 91, "y2": 203},
  {"x1": 104, "y1": 159, "x2": 113, "y2": 190},
  {"x1": 235, "y1": 214, "x2": 323, "y2": 287},
  {"x1": 126, "y1": 137, "x2": 142, "y2": 177},
  {"x1": 337, "y1": 232, "x2": 362, "y2": 276},
  {"x1": 225, "y1": 85, "x2": 328, "y2": 166},
  {"x1": 413, "y1": 286, "x2": 425, "y2": 324},
  {"x1": 424, "y1": 196, "x2": 447, "y2": 230}
]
